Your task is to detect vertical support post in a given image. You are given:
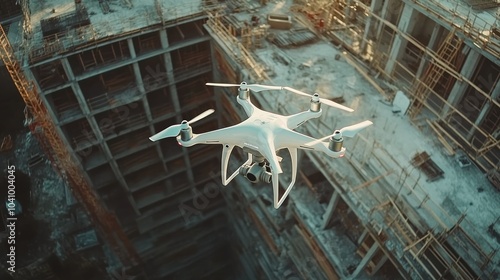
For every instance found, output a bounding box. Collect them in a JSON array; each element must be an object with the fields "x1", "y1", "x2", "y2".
[
  {"x1": 441, "y1": 47, "x2": 481, "y2": 117},
  {"x1": 351, "y1": 241, "x2": 380, "y2": 278},
  {"x1": 415, "y1": 24, "x2": 443, "y2": 79},
  {"x1": 469, "y1": 79, "x2": 500, "y2": 139},
  {"x1": 384, "y1": 3, "x2": 419, "y2": 75},
  {"x1": 322, "y1": 190, "x2": 341, "y2": 229},
  {"x1": 159, "y1": 29, "x2": 195, "y2": 183},
  {"x1": 361, "y1": 0, "x2": 384, "y2": 53}
]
